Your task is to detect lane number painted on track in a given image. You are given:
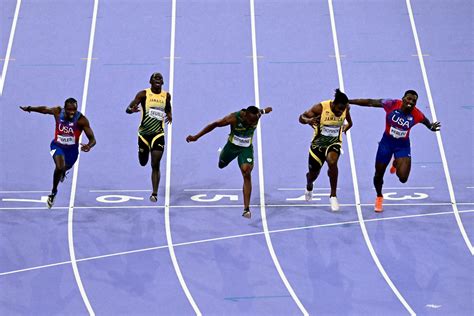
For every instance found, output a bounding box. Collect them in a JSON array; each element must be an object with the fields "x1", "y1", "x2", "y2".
[
  {"x1": 96, "y1": 195, "x2": 144, "y2": 203},
  {"x1": 383, "y1": 192, "x2": 429, "y2": 200},
  {"x1": 191, "y1": 194, "x2": 239, "y2": 202}
]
